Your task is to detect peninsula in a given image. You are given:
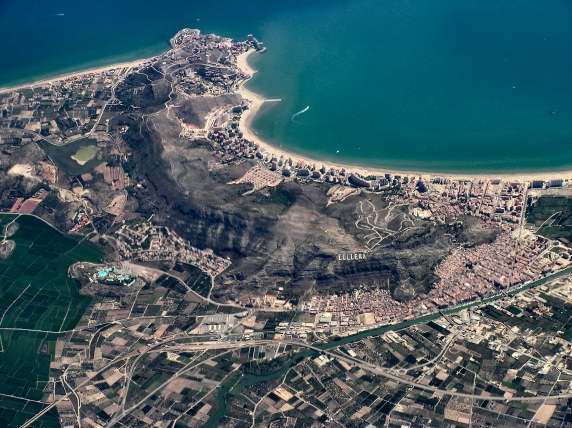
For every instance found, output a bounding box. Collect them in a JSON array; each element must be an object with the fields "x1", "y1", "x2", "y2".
[{"x1": 1, "y1": 28, "x2": 572, "y2": 428}]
